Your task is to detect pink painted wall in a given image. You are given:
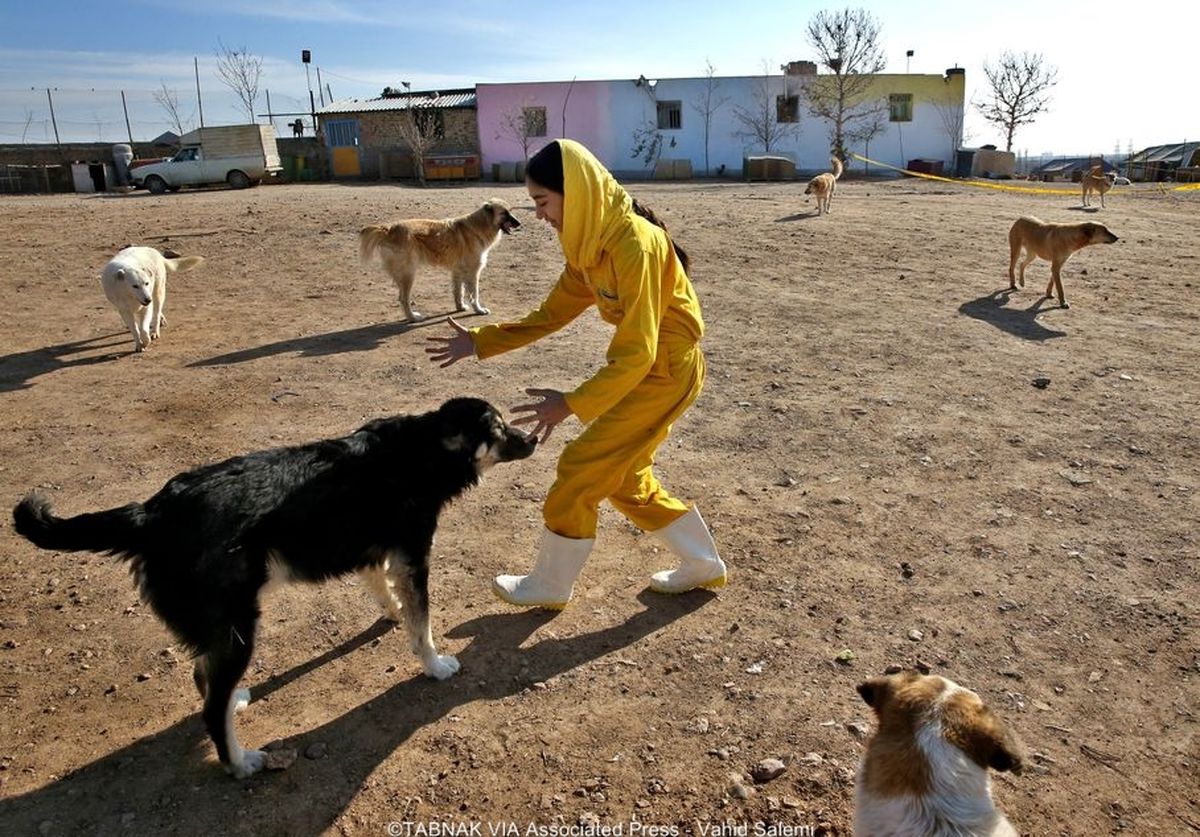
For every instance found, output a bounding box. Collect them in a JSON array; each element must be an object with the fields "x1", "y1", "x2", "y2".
[{"x1": 476, "y1": 81, "x2": 616, "y2": 173}]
